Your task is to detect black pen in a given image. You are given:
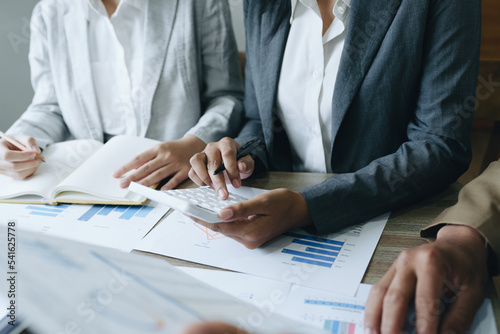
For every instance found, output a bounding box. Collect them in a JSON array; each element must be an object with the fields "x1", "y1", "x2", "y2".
[{"x1": 213, "y1": 139, "x2": 261, "y2": 175}]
